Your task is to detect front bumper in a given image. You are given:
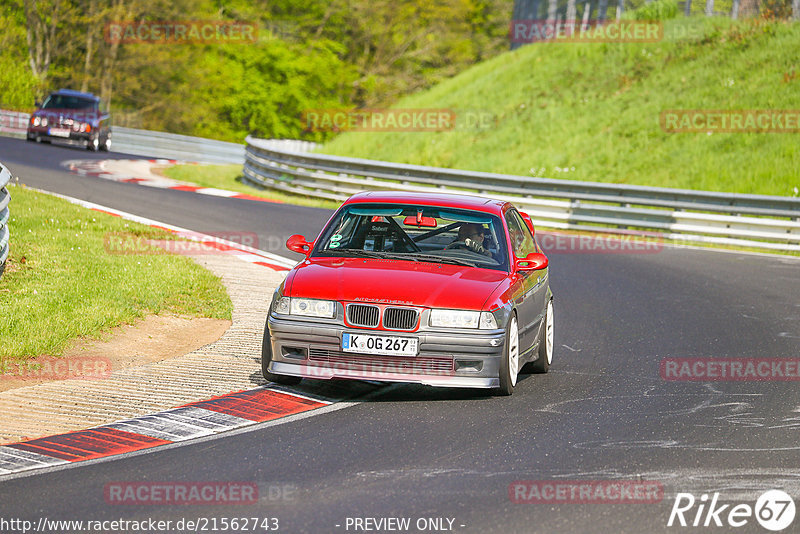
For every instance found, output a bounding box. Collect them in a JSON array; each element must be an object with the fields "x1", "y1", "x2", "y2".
[
  {"x1": 27, "y1": 127, "x2": 94, "y2": 144},
  {"x1": 267, "y1": 315, "x2": 506, "y2": 388}
]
